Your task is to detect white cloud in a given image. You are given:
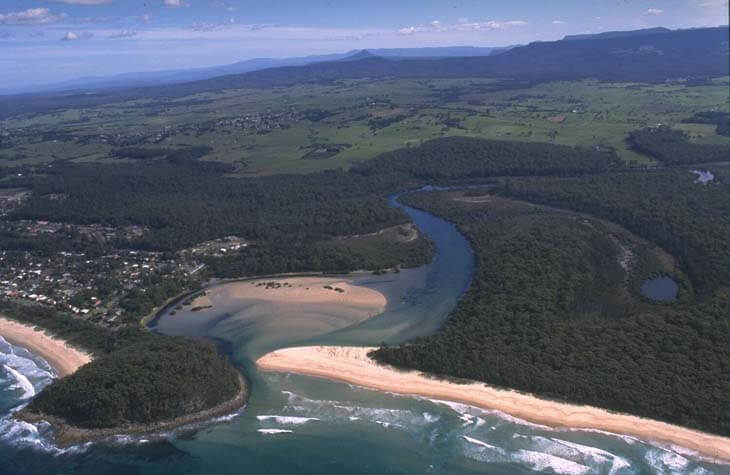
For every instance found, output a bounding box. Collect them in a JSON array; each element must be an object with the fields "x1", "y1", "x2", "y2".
[
  {"x1": 644, "y1": 8, "x2": 664, "y2": 15},
  {"x1": 552, "y1": 20, "x2": 566, "y2": 25},
  {"x1": 108, "y1": 29, "x2": 137, "y2": 38},
  {"x1": 61, "y1": 30, "x2": 93, "y2": 40},
  {"x1": 50, "y1": 0, "x2": 112, "y2": 4},
  {"x1": 163, "y1": 0, "x2": 188, "y2": 7},
  {"x1": 398, "y1": 19, "x2": 526, "y2": 35},
  {"x1": 0, "y1": 8, "x2": 66, "y2": 25}
]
